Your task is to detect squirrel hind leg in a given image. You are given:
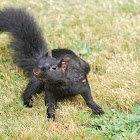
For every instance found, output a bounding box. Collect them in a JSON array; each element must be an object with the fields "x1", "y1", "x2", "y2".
[{"x1": 79, "y1": 58, "x2": 90, "y2": 74}]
